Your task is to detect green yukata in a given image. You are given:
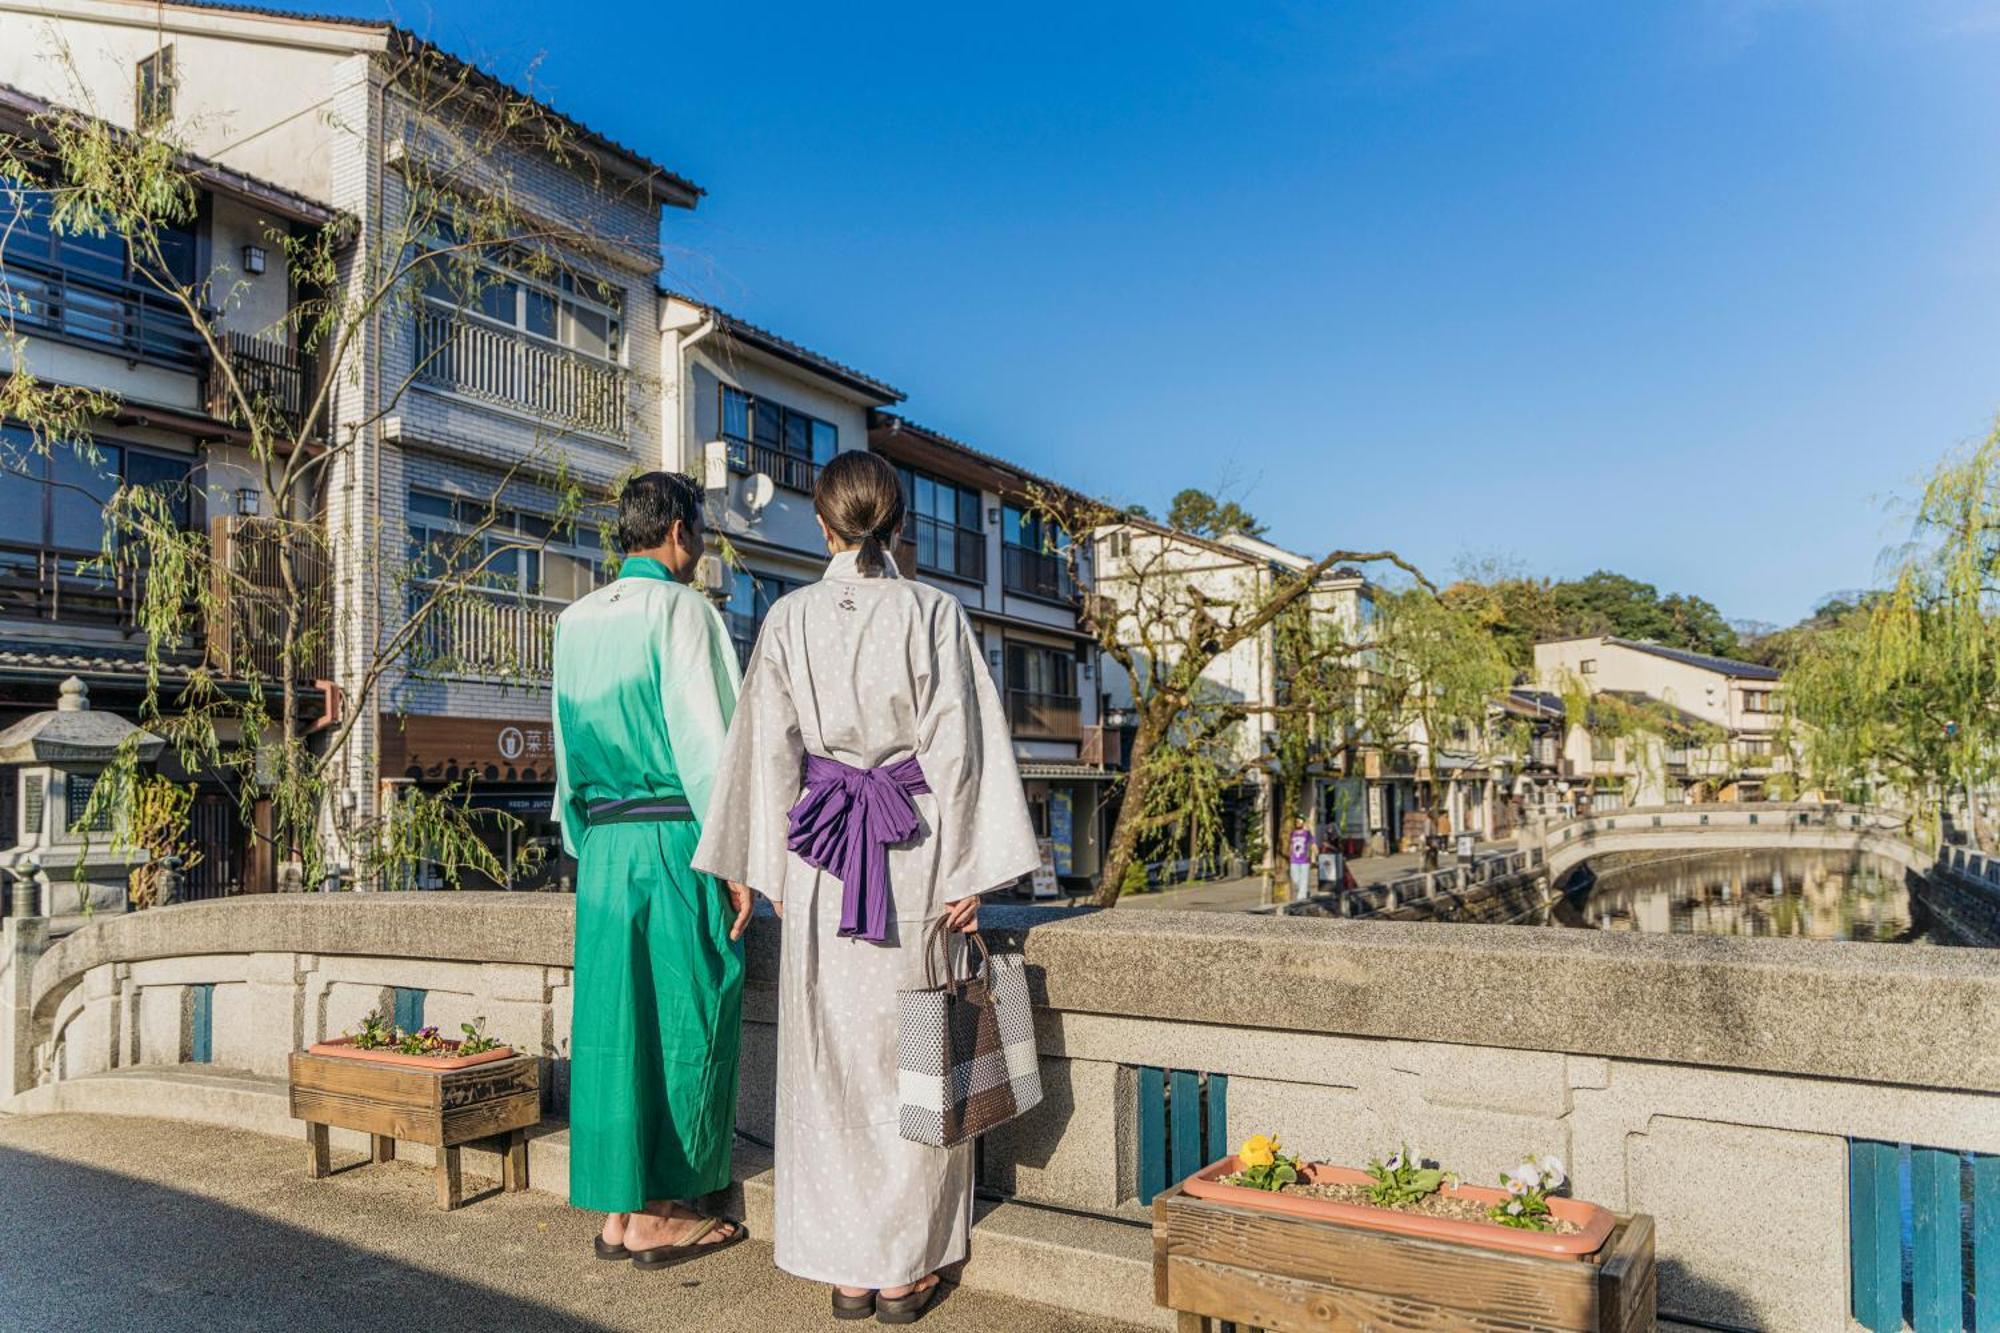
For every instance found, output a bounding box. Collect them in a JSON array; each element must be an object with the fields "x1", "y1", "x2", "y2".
[{"x1": 551, "y1": 555, "x2": 744, "y2": 1212}]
